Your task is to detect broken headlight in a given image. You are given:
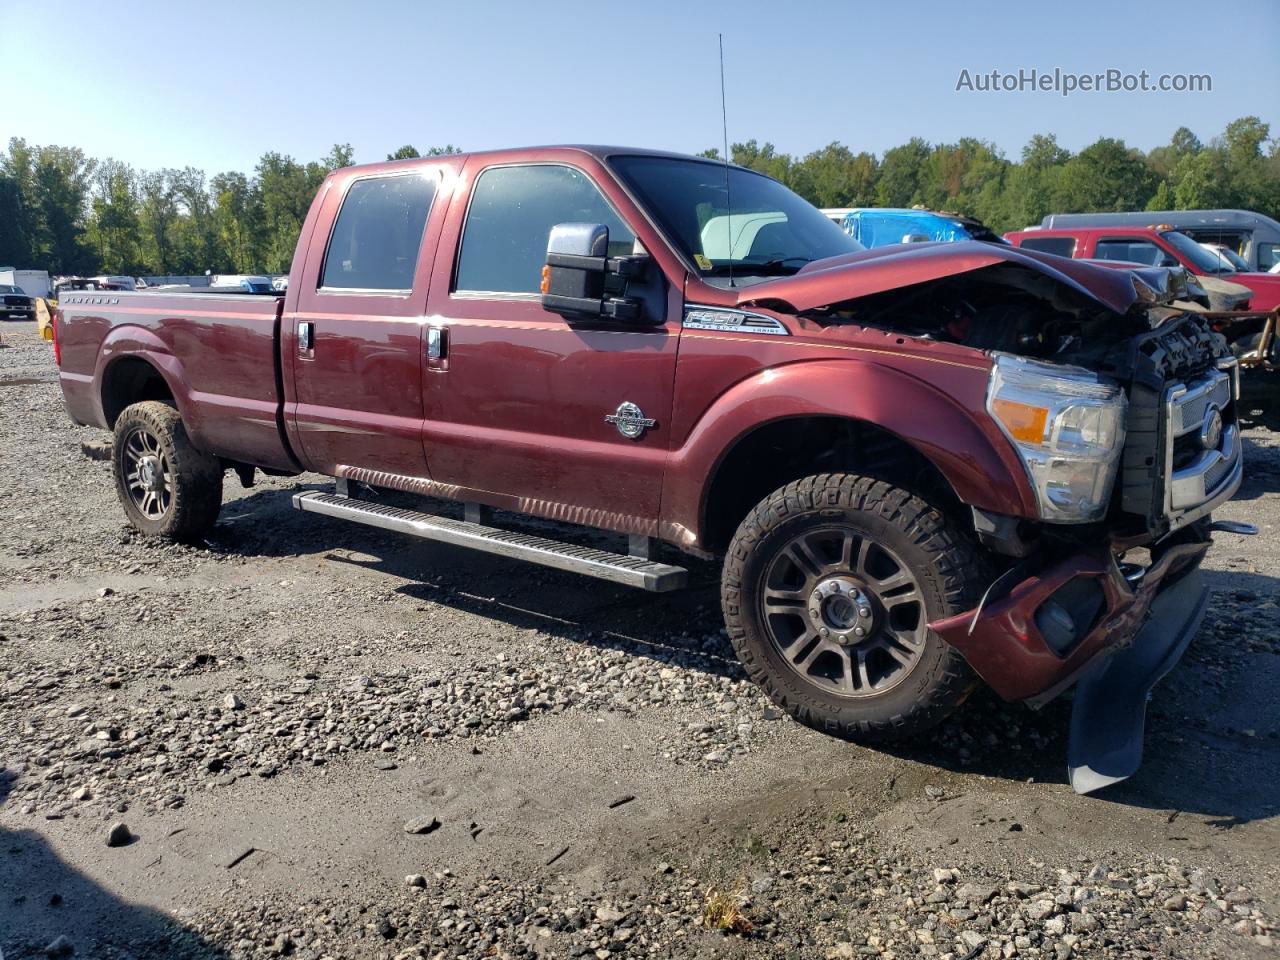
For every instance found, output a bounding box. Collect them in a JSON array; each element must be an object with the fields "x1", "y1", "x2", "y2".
[{"x1": 987, "y1": 354, "x2": 1127, "y2": 523}]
